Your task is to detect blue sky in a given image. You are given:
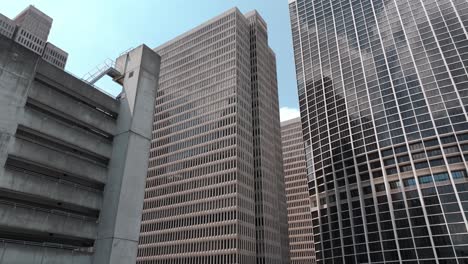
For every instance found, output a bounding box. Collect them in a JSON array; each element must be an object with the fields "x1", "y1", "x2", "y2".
[{"x1": 3, "y1": 0, "x2": 300, "y2": 120}]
